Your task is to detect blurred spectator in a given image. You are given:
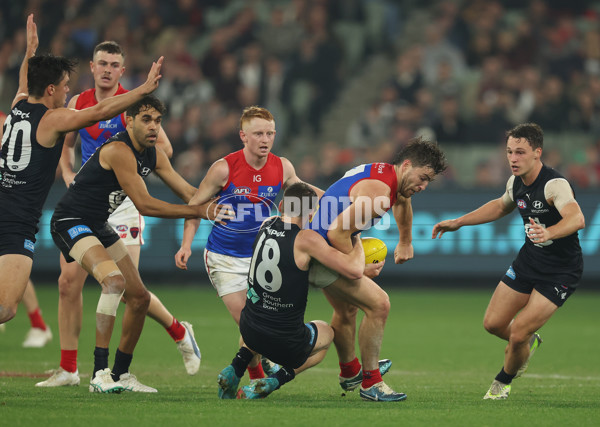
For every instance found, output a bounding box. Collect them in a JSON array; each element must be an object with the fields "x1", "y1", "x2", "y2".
[
  {"x1": 3, "y1": 0, "x2": 600, "y2": 190},
  {"x1": 431, "y1": 96, "x2": 467, "y2": 144}
]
